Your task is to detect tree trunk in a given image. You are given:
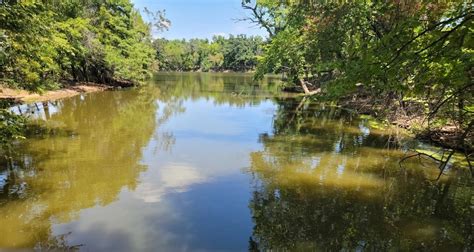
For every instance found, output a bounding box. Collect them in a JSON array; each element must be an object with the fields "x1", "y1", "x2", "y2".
[
  {"x1": 299, "y1": 79, "x2": 320, "y2": 95},
  {"x1": 71, "y1": 62, "x2": 77, "y2": 82}
]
